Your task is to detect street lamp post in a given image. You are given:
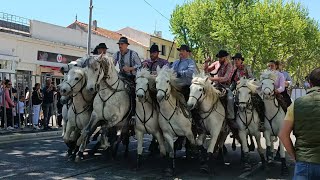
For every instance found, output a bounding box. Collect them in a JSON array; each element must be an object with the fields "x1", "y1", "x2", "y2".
[{"x1": 87, "y1": 0, "x2": 93, "y2": 55}]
